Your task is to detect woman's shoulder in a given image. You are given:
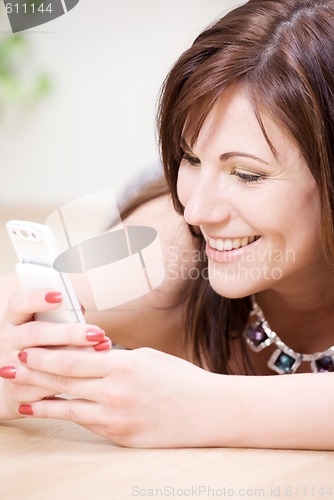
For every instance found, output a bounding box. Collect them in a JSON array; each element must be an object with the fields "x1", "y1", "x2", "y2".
[{"x1": 123, "y1": 192, "x2": 198, "y2": 255}]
